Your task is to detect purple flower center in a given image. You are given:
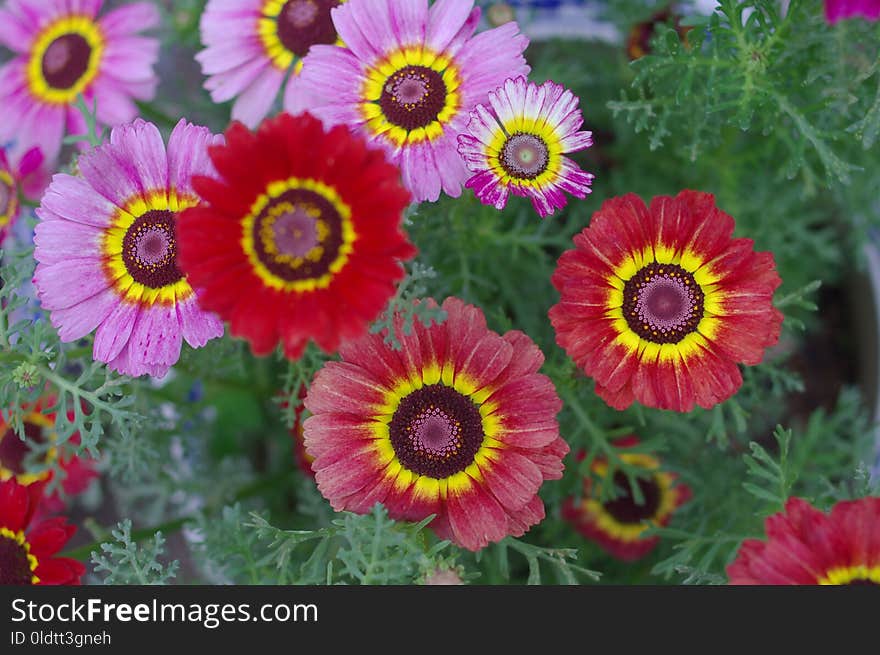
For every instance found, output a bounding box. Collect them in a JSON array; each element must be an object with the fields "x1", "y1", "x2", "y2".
[
  {"x1": 253, "y1": 189, "x2": 343, "y2": 283},
  {"x1": 602, "y1": 471, "x2": 661, "y2": 524},
  {"x1": 378, "y1": 66, "x2": 448, "y2": 132},
  {"x1": 122, "y1": 210, "x2": 185, "y2": 289},
  {"x1": 276, "y1": 0, "x2": 340, "y2": 58},
  {"x1": 41, "y1": 33, "x2": 91, "y2": 90},
  {"x1": 272, "y1": 206, "x2": 319, "y2": 258},
  {"x1": 0, "y1": 422, "x2": 43, "y2": 476},
  {"x1": 135, "y1": 230, "x2": 170, "y2": 265},
  {"x1": 0, "y1": 532, "x2": 33, "y2": 586},
  {"x1": 622, "y1": 263, "x2": 704, "y2": 344},
  {"x1": 500, "y1": 133, "x2": 550, "y2": 180},
  {"x1": 389, "y1": 384, "x2": 484, "y2": 479}
]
